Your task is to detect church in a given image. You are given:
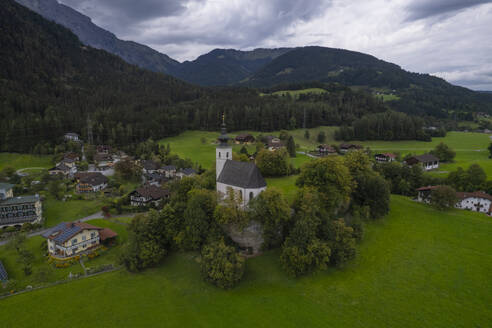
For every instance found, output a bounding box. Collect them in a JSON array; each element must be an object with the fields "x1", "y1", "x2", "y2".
[{"x1": 216, "y1": 119, "x2": 266, "y2": 205}]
